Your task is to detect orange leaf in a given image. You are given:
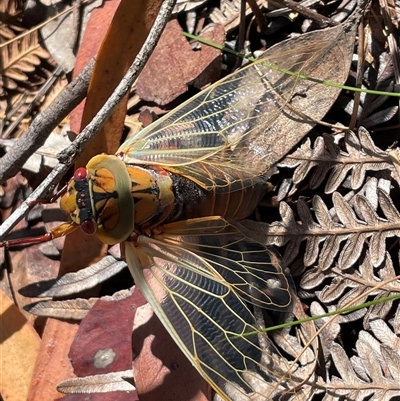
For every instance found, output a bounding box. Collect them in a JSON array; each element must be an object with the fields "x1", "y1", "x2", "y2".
[
  {"x1": 0, "y1": 290, "x2": 40, "y2": 401},
  {"x1": 76, "y1": 0, "x2": 166, "y2": 162}
]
